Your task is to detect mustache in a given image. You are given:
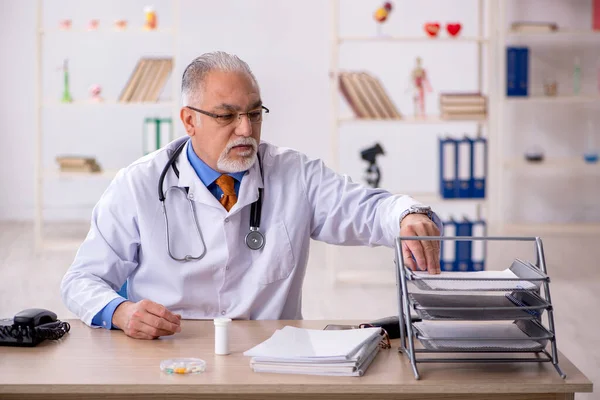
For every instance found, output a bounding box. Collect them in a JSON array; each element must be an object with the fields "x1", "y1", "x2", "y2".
[{"x1": 225, "y1": 137, "x2": 257, "y2": 154}]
